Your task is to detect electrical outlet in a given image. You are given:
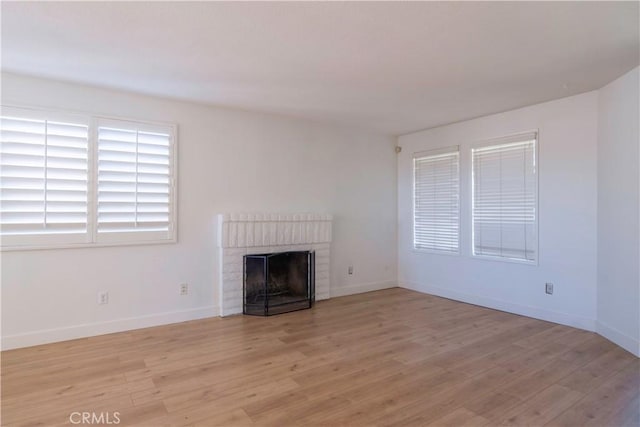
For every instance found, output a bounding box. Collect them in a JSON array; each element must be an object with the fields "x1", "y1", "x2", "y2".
[
  {"x1": 348, "y1": 266, "x2": 353, "y2": 275},
  {"x1": 98, "y1": 291, "x2": 109, "y2": 305},
  {"x1": 545, "y1": 283, "x2": 554, "y2": 295},
  {"x1": 180, "y1": 283, "x2": 189, "y2": 295}
]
